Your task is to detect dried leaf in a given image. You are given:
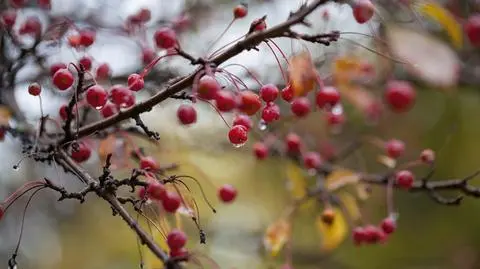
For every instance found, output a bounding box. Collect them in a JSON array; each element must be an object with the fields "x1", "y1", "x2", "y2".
[
  {"x1": 316, "y1": 207, "x2": 347, "y2": 252},
  {"x1": 264, "y1": 218, "x2": 291, "y2": 256},
  {"x1": 0, "y1": 105, "x2": 12, "y2": 125},
  {"x1": 332, "y1": 56, "x2": 362, "y2": 84},
  {"x1": 338, "y1": 193, "x2": 361, "y2": 221},
  {"x1": 97, "y1": 134, "x2": 117, "y2": 163},
  {"x1": 288, "y1": 52, "x2": 317, "y2": 96},
  {"x1": 285, "y1": 161, "x2": 307, "y2": 199},
  {"x1": 377, "y1": 155, "x2": 396, "y2": 168},
  {"x1": 325, "y1": 168, "x2": 360, "y2": 191}
]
